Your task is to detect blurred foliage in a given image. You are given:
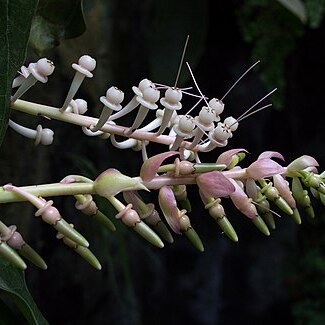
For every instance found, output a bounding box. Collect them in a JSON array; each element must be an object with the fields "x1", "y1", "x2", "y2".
[
  {"x1": 277, "y1": 0, "x2": 307, "y2": 23},
  {"x1": 306, "y1": 0, "x2": 325, "y2": 28},
  {"x1": 287, "y1": 211, "x2": 325, "y2": 324},
  {"x1": 237, "y1": 0, "x2": 325, "y2": 109},
  {"x1": 29, "y1": 0, "x2": 86, "y2": 55}
]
